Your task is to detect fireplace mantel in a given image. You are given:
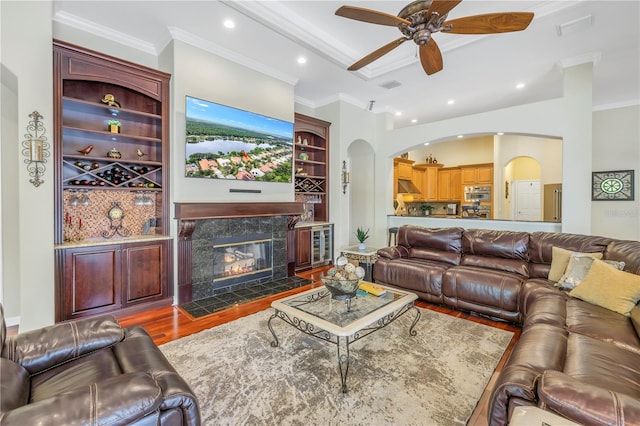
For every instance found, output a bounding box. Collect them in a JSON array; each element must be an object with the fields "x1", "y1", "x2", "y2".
[{"x1": 175, "y1": 202, "x2": 303, "y2": 220}]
